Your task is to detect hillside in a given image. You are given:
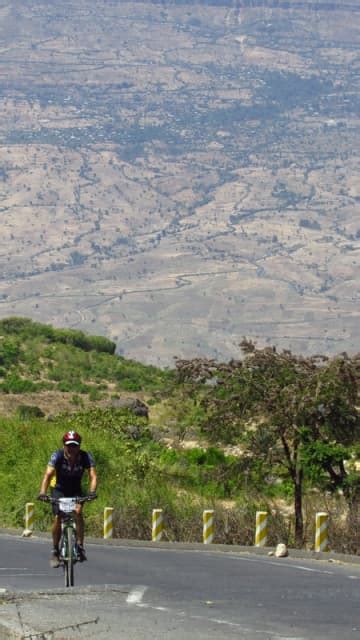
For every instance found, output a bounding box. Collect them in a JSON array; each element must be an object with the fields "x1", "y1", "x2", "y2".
[
  {"x1": 0, "y1": 316, "x2": 172, "y2": 417},
  {"x1": 0, "y1": 317, "x2": 358, "y2": 552},
  {"x1": 0, "y1": 0, "x2": 358, "y2": 364}
]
